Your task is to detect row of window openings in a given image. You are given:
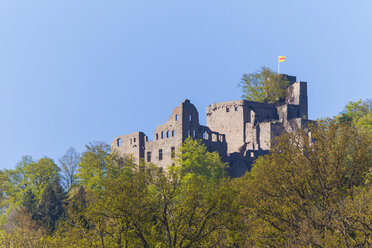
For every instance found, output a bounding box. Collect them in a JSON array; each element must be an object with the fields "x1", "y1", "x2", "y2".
[
  {"x1": 226, "y1": 106, "x2": 239, "y2": 112},
  {"x1": 156, "y1": 130, "x2": 175, "y2": 140},
  {"x1": 117, "y1": 131, "x2": 222, "y2": 146},
  {"x1": 116, "y1": 137, "x2": 137, "y2": 146},
  {"x1": 147, "y1": 147, "x2": 175, "y2": 162},
  {"x1": 175, "y1": 114, "x2": 193, "y2": 121},
  {"x1": 189, "y1": 130, "x2": 223, "y2": 142}
]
